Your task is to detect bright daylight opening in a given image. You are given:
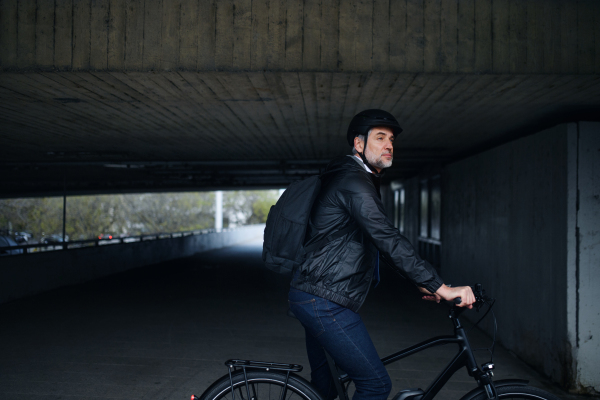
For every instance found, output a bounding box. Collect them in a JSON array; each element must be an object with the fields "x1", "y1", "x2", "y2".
[{"x1": 0, "y1": 190, "x2": 281, "y2": 253}]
